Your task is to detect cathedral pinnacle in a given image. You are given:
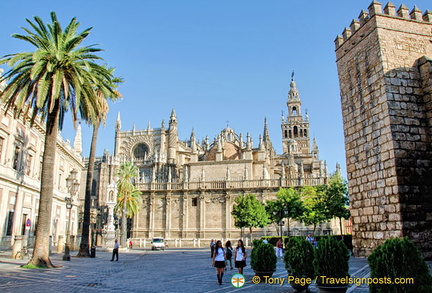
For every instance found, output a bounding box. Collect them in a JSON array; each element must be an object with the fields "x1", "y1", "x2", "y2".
[
  {"x1": 73, "y1": 122, "x2": 82, "y2": 155},
  {"x1": 170, "y1": 108, "x2": 177, "y2": 119},
  {"x1": 263, "y1": 117, "x2": 269, "y2": 141},
  {"x1": 115, "y1": 112, "x2": 121, "y2": 131}
]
